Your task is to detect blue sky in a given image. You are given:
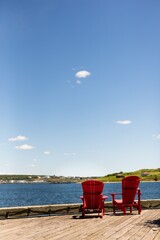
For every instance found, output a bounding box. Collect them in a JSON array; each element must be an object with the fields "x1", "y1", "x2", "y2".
[{"x1": 0, "y1": 0, "x2": 159, "y2": 177}]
